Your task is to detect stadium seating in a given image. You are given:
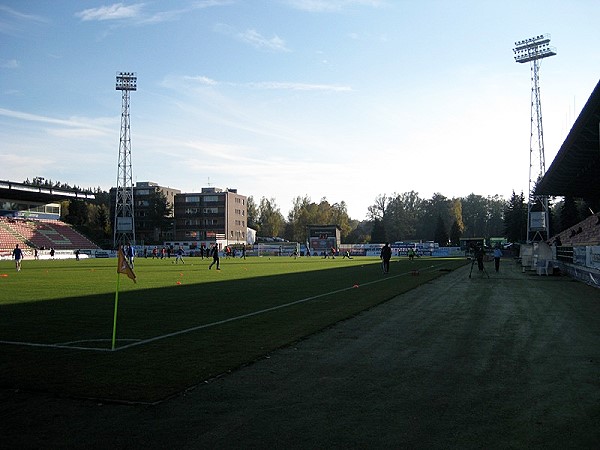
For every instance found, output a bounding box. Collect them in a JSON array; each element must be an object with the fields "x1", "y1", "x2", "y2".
[
  {"x1": 550, "y1": 213, "x2": 600, "y2": 246},
  {"x1": 0, "y1": 217, "x2": 99, "y2": 251}
]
